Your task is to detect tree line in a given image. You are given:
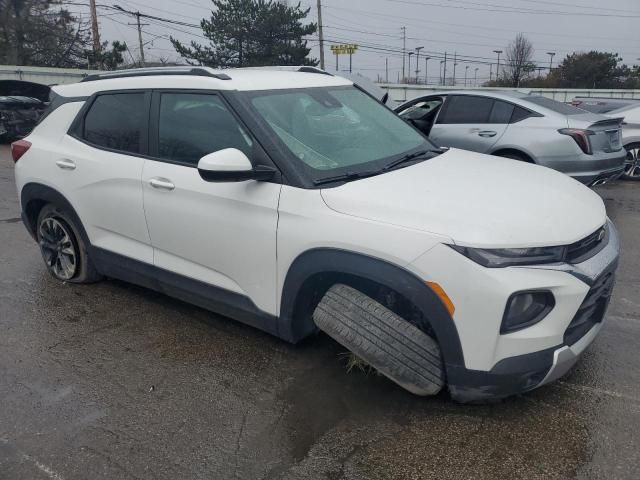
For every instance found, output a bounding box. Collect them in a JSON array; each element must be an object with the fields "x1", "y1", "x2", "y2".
[{"x1": 488, "y1": 33, "x2": 640, "y2": 89}]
